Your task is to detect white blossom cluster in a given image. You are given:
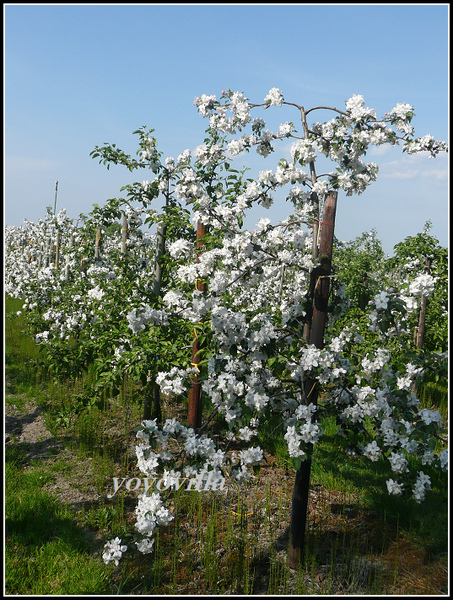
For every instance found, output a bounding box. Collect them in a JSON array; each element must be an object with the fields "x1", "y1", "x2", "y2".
[
  {"x1": 102, "y1": 537, "x2": 128, "y2": 566},
  {"x1": 134, "y1": 492, "x2": 174, "y2": 552},
  {"x1": 408, "y1": 273, "x2": 437, "y2": 297},
  {"x1": 126, "y1": 305, "x2": 169, "y2": 333}
]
